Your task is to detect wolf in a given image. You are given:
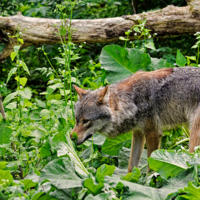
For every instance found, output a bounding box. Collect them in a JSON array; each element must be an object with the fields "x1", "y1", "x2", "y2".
[{"x1": 70, "y1": 67, "x2": 200, "y2": 172}]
